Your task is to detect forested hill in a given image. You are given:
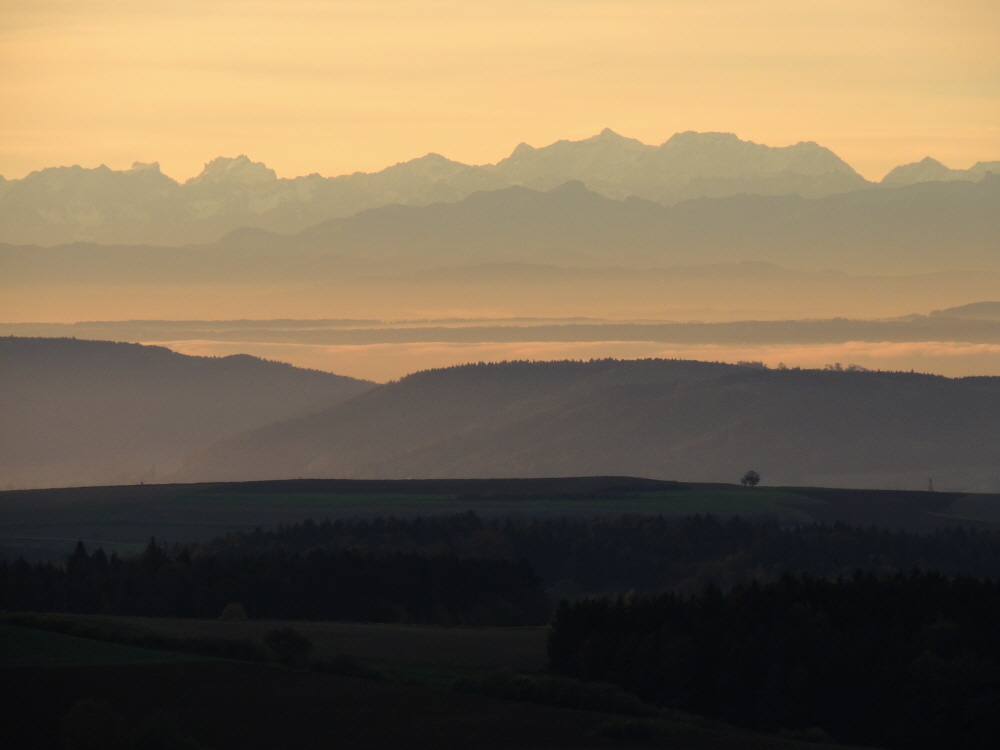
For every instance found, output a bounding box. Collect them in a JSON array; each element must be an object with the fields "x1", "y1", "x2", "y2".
[
  {"x1": 179, "y1": 358, "x2": 1000, "y2": 491},
  {"x1": 0, "y1": 337, "x2": 374, "y2": 489}
]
